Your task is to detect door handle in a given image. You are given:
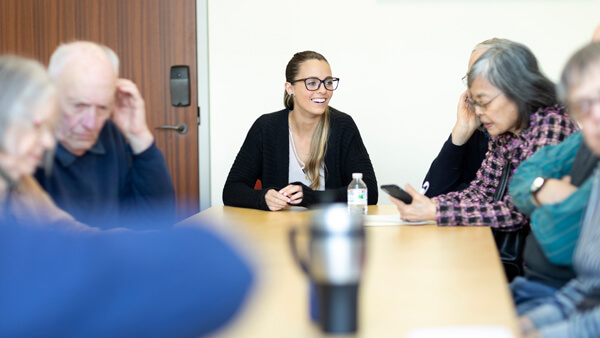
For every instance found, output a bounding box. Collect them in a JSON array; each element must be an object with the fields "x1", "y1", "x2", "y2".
[{"x1": 155, "y1": 123, "x2": 188, "y2": 135}]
